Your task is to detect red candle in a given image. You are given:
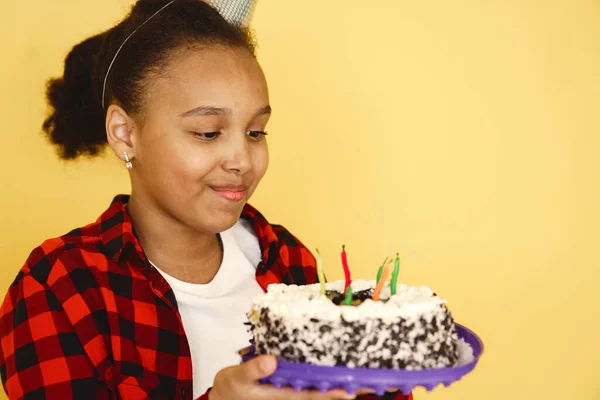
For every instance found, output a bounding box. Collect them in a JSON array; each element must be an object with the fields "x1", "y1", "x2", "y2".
[{"x1": 341, "y1": 245, "x2": 351, "y2": 294}]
